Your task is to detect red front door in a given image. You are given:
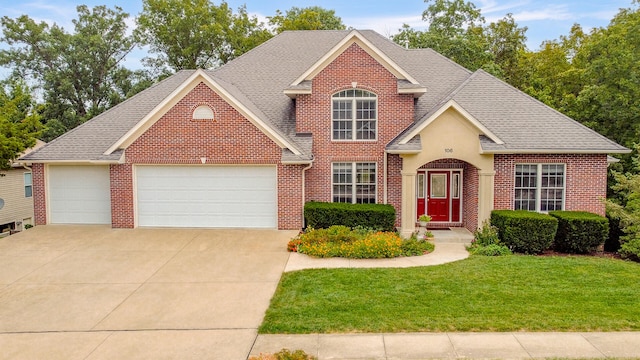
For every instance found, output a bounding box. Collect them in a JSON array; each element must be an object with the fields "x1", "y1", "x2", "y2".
[
  {"x1": 427, "y1": 171, "x2": 450, "y2": 222},
  {"x1": 416, "y1": 170, "x2": 462, "y2": 223}
]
